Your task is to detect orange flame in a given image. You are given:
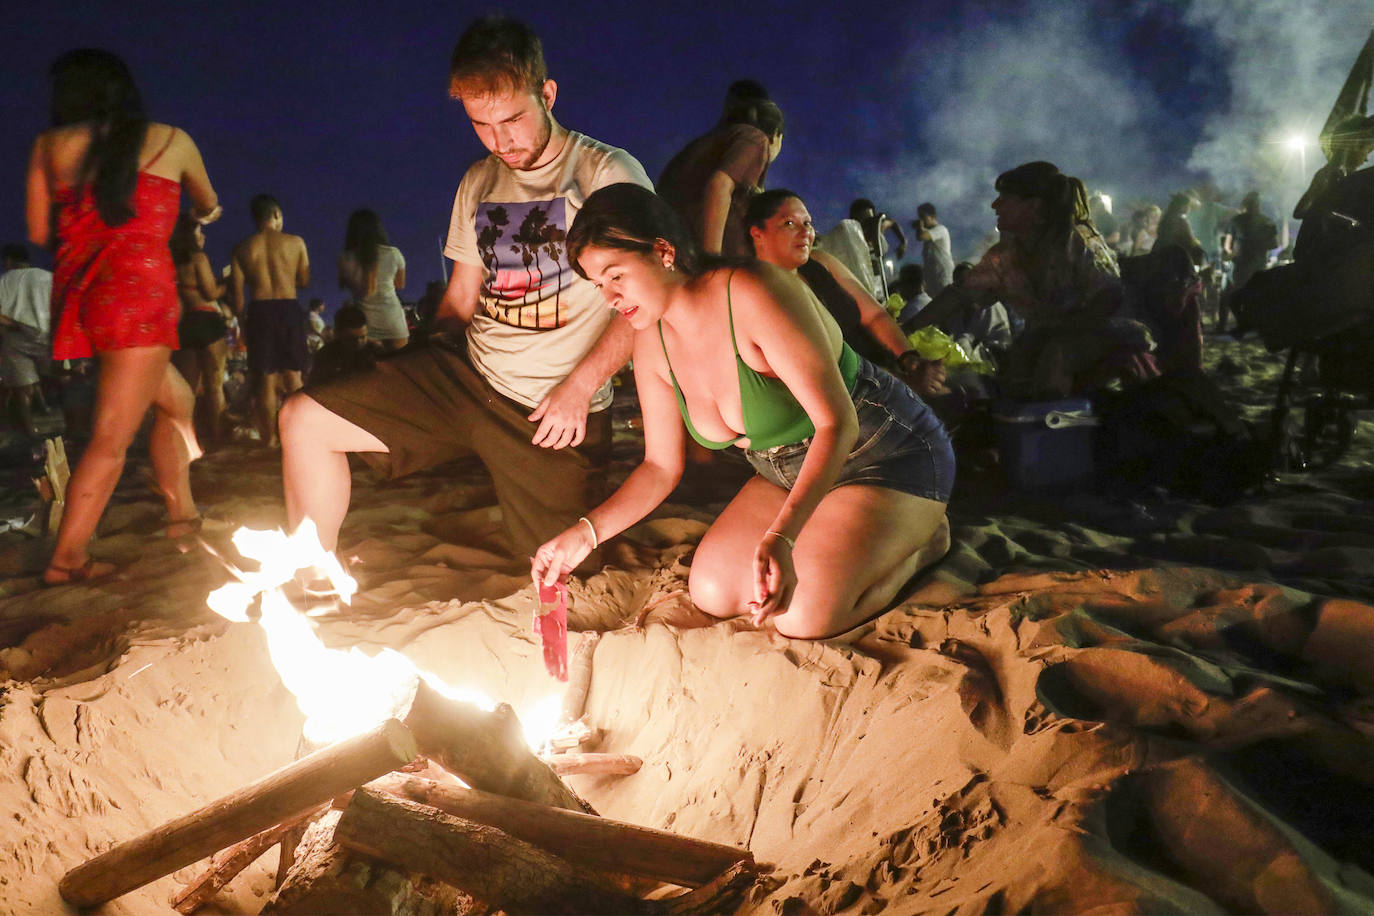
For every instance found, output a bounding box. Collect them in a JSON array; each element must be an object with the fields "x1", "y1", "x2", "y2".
[{"x1": 207, "y1": 522, "x2": 560, "y2": 747}]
